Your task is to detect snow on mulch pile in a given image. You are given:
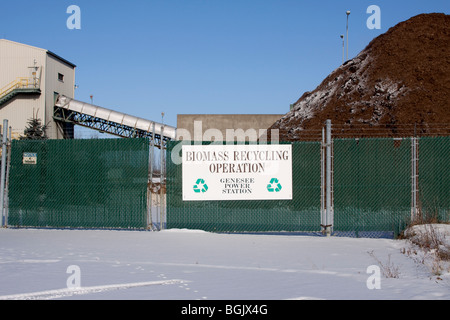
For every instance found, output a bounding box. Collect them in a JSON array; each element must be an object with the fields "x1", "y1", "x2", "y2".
[{"x1": 270, "y1": 13, "x2": 450, "y2": 140}]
